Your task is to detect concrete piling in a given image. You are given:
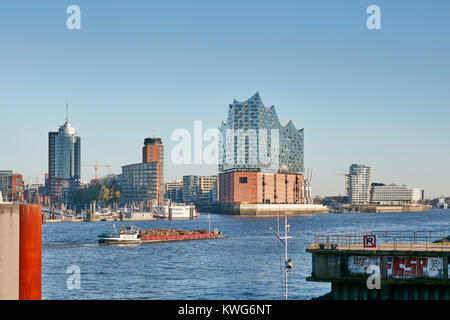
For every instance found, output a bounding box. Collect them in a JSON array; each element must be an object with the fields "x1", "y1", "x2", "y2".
[
  {"x1": 0, "y1": 204, "x2": 20, "y2": 299},
  {"x1": 0, "y1": 204, "x2": 42, "y2": 300},
  {"x1": 19, "y1": 204, "x2": 42, "y2": 300}
]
